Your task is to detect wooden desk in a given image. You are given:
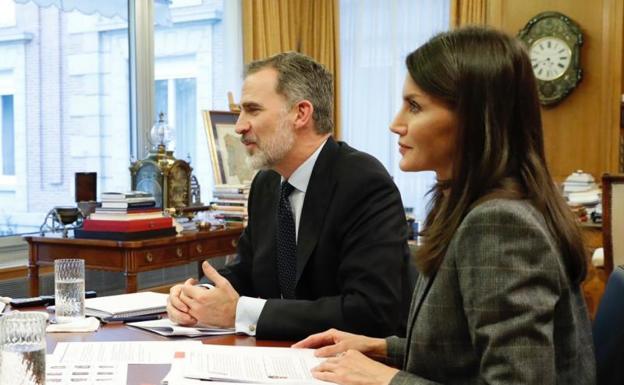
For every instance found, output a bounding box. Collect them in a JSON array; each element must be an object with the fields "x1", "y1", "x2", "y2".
[
  {"x1": 578, "y1": 221, "x2": 606, "y2": 320},
  {"x1": 45, "y1": 319, "x2": 291, "y2": 385},
  {"x1": 24, "y1": 227, "x2": 243, "y2": 296},
  {"x1": 580, "y1": 221, "x2": 602, "y2": 251}
]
